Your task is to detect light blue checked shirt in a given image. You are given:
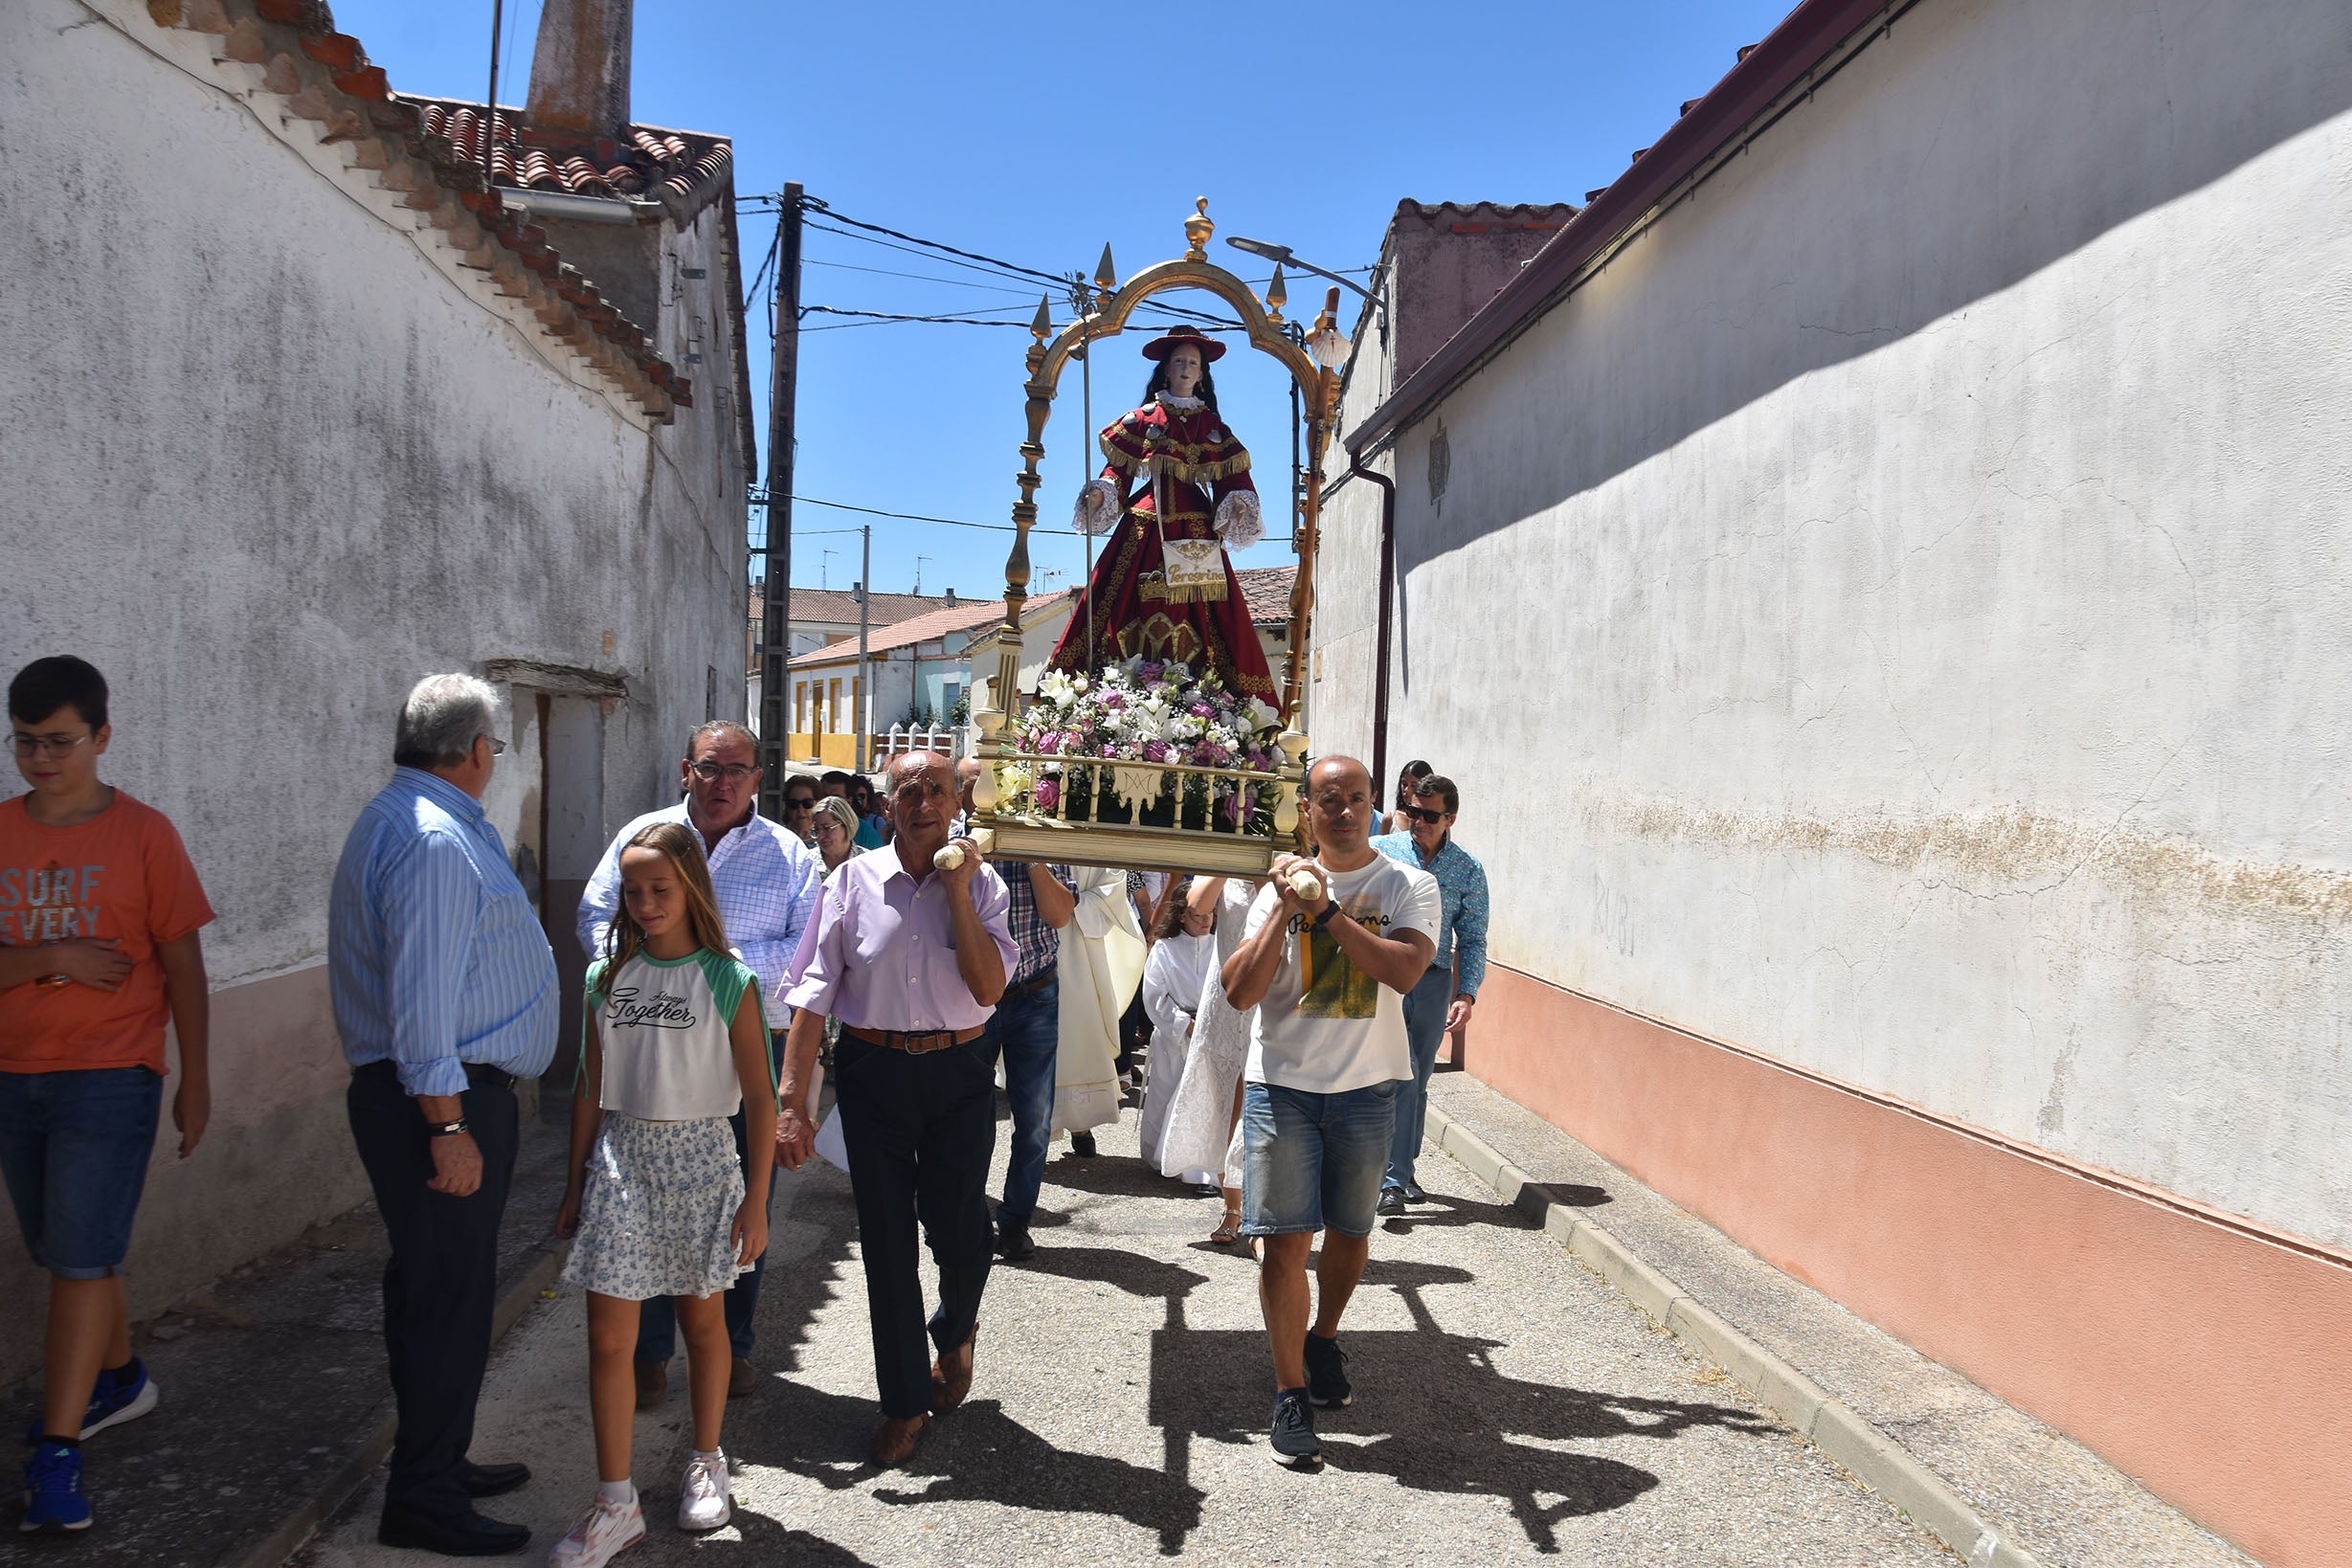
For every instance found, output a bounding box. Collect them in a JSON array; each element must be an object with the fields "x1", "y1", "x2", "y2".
[
  {"x1": 574, "y1": 801, "x2": 821, "y2": 1016},
  {"x1": 329, "y1": 769, "x2": 560, "y2": 1096},
  {"x1": 1371, "y1": 831, "x2": 1490, "y2": 999}
]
